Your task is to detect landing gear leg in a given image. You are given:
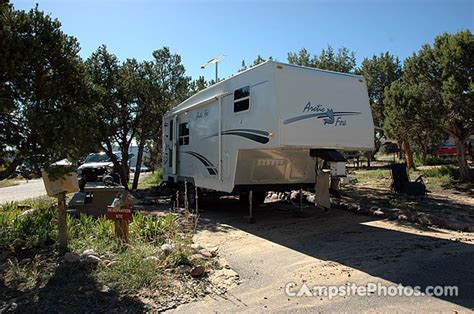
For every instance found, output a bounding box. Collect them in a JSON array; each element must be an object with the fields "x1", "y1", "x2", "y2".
[{"x1": 248, "y1": 190, "x2": 256, "y2": 224}]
